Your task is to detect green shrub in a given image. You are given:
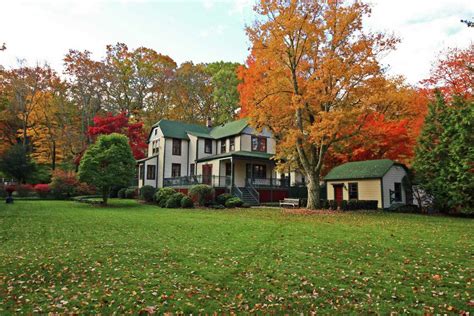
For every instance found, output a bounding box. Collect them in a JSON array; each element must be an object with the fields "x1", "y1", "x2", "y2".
[
  {"x1": 216, "y1": 193, "x2": 233, "y2": 206},
  {"x1": 341, "y1": 200, "x2": 348, "y2": 210},
  {"x1": 345, "y1": 200, "x2": 379, "y2": 211},
  {"x1": 110, "y1": 186, "x2": 126, "y2": 198},
  {"x1": 321, "y1": 199, "x2": 330, "y2": 209},
  {"x1": 166, "y1": 192, "x2": 185, "y2": 208},
  {"x1": 328, "y1": 200, "x2": 338, "y2": 210},
  {"x1": 225, "y1": 197, "x2": 244, "y2": 208},
  {"x1": 124, "y1": 187, "x2": 138, "y2": 199},
  {"x1": 140, "y1": 185, "x2": 156, "y2": 202},
  {"x1": 181, "y1": 195, "x2": 194, "y2": 208},
  {"x1": 154, "y1": 187, "x2": 177, "y2": 207},
  {"x1": 117, "y1": 188, "x2": 127, "y2": 199},
  {"x1": 189, "y1": 184, "x2": 214, "y2": 206},
  {"x1": 388, "y1": 203, "x2": 419, "y2": 213},
  {"x1": 210, "y1": 204, "x2": 225, "y2": 209},
  {"x1": 0, "y1": 186, "x2": 6, "y2": 198}
]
